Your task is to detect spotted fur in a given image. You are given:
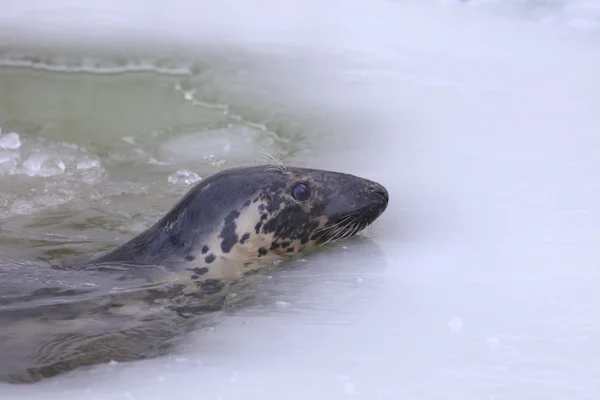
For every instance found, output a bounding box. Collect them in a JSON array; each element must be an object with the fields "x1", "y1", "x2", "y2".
[
  {"x1": 1, "y1": 164, "x2": 388, "y2": 383},
  {"x1": 88, "y1": 164, "x2": 389, "y2": 302}
]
